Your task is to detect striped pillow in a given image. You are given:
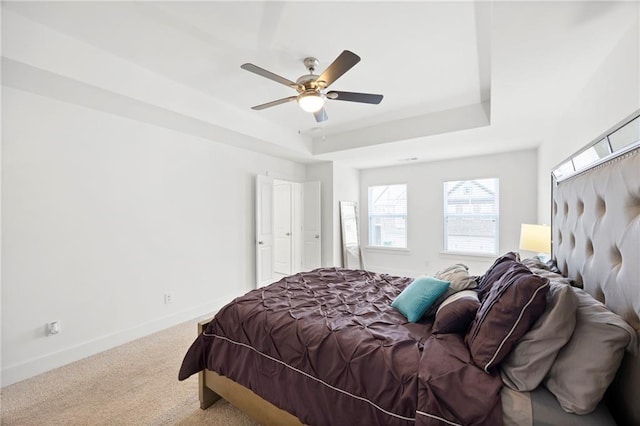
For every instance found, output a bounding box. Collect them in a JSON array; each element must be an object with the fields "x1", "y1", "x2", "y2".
[{"x1": 465, "y1": 262, "x2": 549, "y2": 373}]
